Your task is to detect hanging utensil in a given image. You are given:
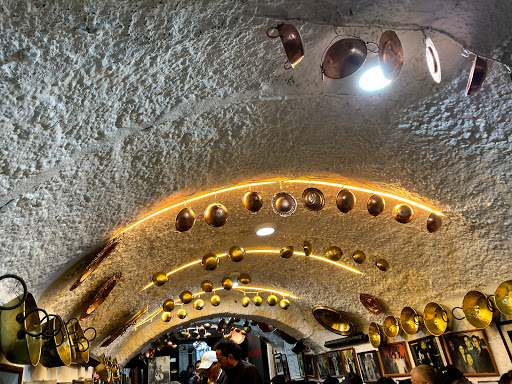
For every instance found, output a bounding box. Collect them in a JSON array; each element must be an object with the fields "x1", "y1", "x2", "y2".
[
  {"x1": 312, "y1": 306, "x2": 354, "y2": 336},
  {"x1": 463, "y1": 51, "x2": 488, "y2": 96},
  {"x1": 302, "y1": 188, "x2": 325, "y2": 211},
  {"x1": 425, "y1": 37, "x2": 441, "y2": 83},
  {"x1": 379, "y1": 30, "x2": 404, "y2": 81},
  {"x1": 175, "y1": 207, "x2": 196, "y2": 232},
  {"x1": 368, "y1": 322, "x2": 385, "y2": 348},
  {"x1": 66, "y1": 318, "x2": 96, "y2": 364},
  {"x1": 321, "y1": 38, "x2": 368, "y2": 80},
  {"x1": 452, "y1": 289, "x2": 499, "y2": 329},
  {"x1": 0, "y1": 274, "x2": 28, "y2": 310},
  {"x1": 80, "y1": 273, "x2": 122, "y2": 319},
  {"x1": 272, "y1": 192, "x2": 297, "y2": 217},
  {"x1": 400, "y1": 306, "x2": 423, "y2": 335},
  {"x1": 494, "y1": 279, "x2": 512, "y2": 315},
  {"x1": 383, "y1": 316, "x2": 400, "y2": 337},
  {"x1": 266, "y1": 24, "x2": 305, "y2": 69},
  {"x1": 40, "y1": 315, "x2": 72, "y2": 367},
  {"x1": 0, "y1": 292, "x2": 48, "y2": 365},
  {"x1": 359, "y1": 293, "x2": 383, "y2": 315},
  {"x1": 423, "y1": 302, "x2": 451, "y2": 336}
]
